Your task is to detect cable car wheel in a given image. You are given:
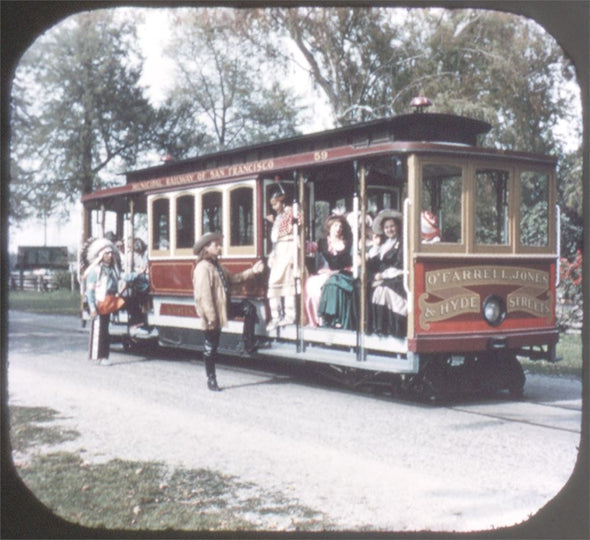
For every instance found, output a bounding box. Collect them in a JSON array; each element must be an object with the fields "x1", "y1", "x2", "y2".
[
  {"x1": 409, "y1": 351, "x2": 526, "y2": 402},
  {"x1": 497, "y1": 351, "x2": 525, "y2": 399},
  {"x1": 408, "y1": 355, "x2": 454, "y2": 402}
]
